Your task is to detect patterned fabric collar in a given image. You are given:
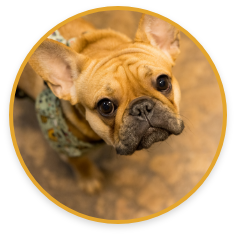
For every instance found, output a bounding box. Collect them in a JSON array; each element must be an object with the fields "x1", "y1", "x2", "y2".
[
  {"x1": 36, "y1": 88, "x2": 95, "y2": 157},
  {"x1": 35, "y1": 31, "x2": 96, "y2": 157},
  {"x1": 48, "y1": 30, "x2": 76, "y2": 47}
]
